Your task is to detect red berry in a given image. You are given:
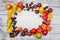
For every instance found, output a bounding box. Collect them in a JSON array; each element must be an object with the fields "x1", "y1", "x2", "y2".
[
  {"x1": 42, "y1": 15, "x2": 47, "y2": 21},
  {"x1": 48, "y1": 8, "x2": 53, "y2": 13},
  {"x1": 42, "y1": 30, "x2": 48, "y2": 36}
]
